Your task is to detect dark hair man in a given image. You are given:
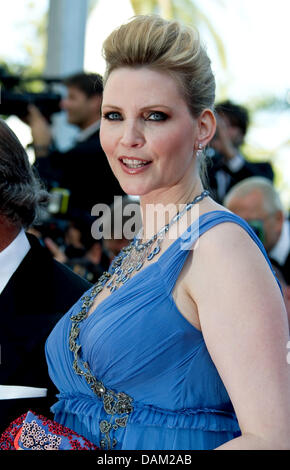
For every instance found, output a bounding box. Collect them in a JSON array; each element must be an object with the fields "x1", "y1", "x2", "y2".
[
  {"x1": 0, "y1": 118, "x2": 91, "y2": 432},
  {"x1": 26, "y1": 72, "x2": 124, "y2": 217},
  {"x1": 206, "y1": 100, "x2": 274, "y2": 203}
]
